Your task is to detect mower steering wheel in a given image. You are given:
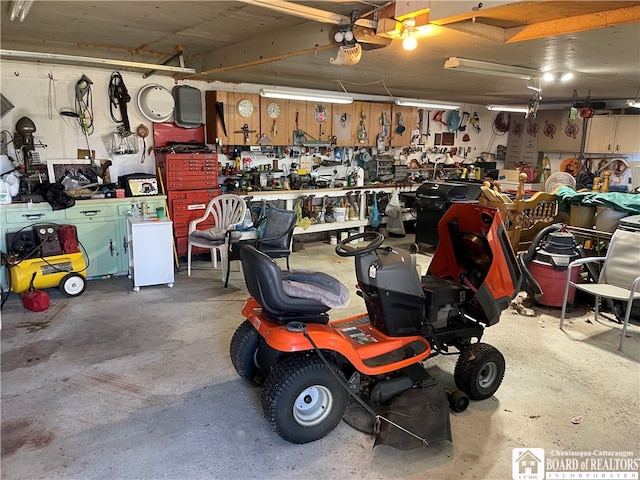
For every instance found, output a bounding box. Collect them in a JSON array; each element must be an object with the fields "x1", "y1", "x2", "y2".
[{"x1": 335, "y1": 232, "x2": 384, "y2": 257}]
